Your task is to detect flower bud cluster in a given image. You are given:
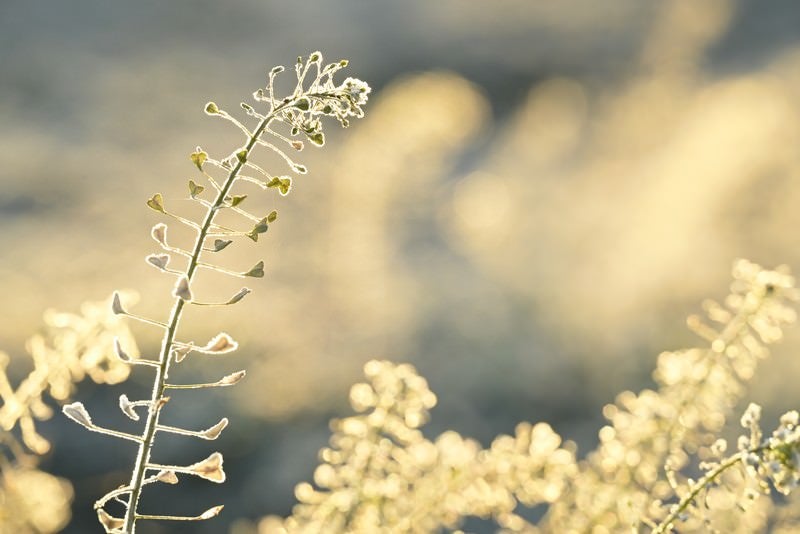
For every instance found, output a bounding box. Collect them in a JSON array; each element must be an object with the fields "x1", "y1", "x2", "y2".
[{"x1": 268, "y1": 53, "x2": 371, "y2": 148}]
